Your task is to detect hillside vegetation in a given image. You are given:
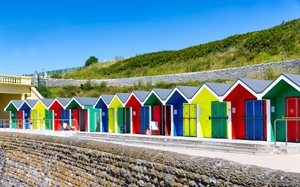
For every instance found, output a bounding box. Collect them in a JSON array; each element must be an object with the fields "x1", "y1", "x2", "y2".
[
  {"x1": 41, "y1": 66, "x2": 297, "y2": 98},
  {"x1": 57, "y1": 19, "x2": 300, "y2": 80}
]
